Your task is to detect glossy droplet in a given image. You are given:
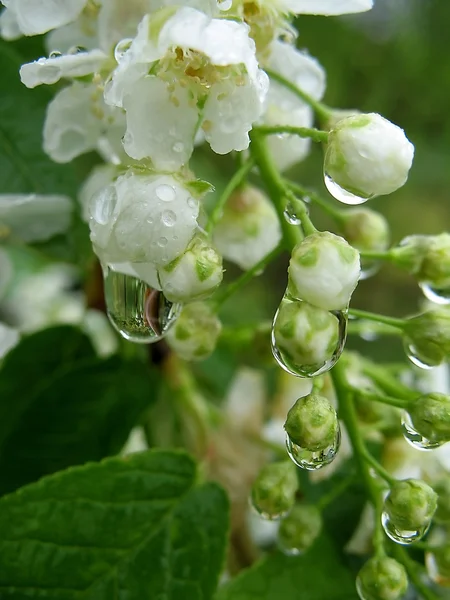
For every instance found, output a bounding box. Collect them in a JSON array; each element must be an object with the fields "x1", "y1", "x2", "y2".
[
  {"x1": 283, "y1": 202, "x2": 301, "y2": 226},
  {"x1": 217, "y1": 0, "x2": 232, "y2": 10},
  {"x1": 90, "y1": 186, "x2": 117, "y2": 225},
  {"x1": 162, "y1": 210, "x2": 177, "y2": 227},
  {"x1": 355, "y1": 574, "x2": 366, "y2": 600},
  {"x1": 420, "y1": 282, "x2": 450, "y2": 305},
  {"x1": 156, "y1": 184, "x2": 176, "y2": 203},
  {"x1": 324, "y1": 173, "x2": 370, "y2": 205},
  {"x1": 48, "y1": 50, "x2": 62, "y2": 59},
  {"x1": 271, "y1": 304, "x2": 348, "y2": 378},
  {"x1": 172, "y1": 141, "x2": 184, "y2": 153},
  {"x1": 360, "y1": 259, "x2": 380, "y2": 281},
  {"x1": 249, "y1": 497, "x2": 288, "y2": 522},
  {"x1": 114, "y1": 38, "x2": 133, "y2": 62},
  {"x1": 103, "y1": 268, "x2": 180, "y2": 343},
  {"x1": 401, "y1": 411, "x2": 443, "y2": 451},
  {"x1": 286, "y1": 427, "x2": 341, "y2": 471},
  {"x1": 403, "y1": 338, "x2": 438, "y2": 370},
  {"x1": 381, "y1": 511, "x2": 429, "y2": 545},
  {"x1": 67, "y1": 45, "x2": 88, "y2": 55}
]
